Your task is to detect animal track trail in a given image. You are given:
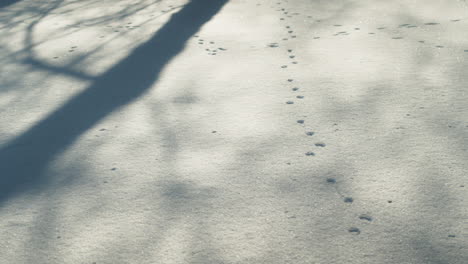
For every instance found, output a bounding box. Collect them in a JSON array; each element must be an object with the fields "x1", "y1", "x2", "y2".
[
  {"x1": 310, "y1": 17, "x2": 468, "y2": 52},
  {"x1": 296, "y1": 116, "x2": 327, "y2": 157},
  {"x1": 271, "y1": 3, "x2": 468, "y2": 239},
  {"x1": 280, "y1": 5, "x2": 467, "y2": 52},
  {"x1": 325, "y1": 177, "x2": 352, "y2": 203},
  {"x1": 272, "y1": 0, "x2": 387, "y2": 238},
  {"x1": 325, "y1": 177, "x2": 376, "y2": 234},
  {"x1": 274, "y1": 16, "x2": 327, "y2": 158},
  {"x1": 194, "y1": 35, "x2": 227, "y2": 56},
  {"x1": 377, "y1": 19, "x2": 468, "y2": 52}
]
